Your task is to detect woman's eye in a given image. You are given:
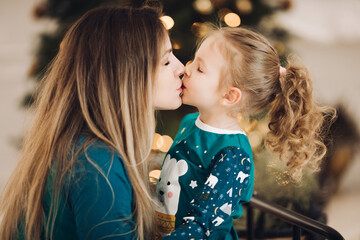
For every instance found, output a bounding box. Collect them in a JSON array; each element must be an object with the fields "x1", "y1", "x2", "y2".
[
  {"x1": 197, "y1": 67, "x2": 203, "y2": 73},
  {"x1": 165, "y1": 61, "x2": 170, "y2": 66}
]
